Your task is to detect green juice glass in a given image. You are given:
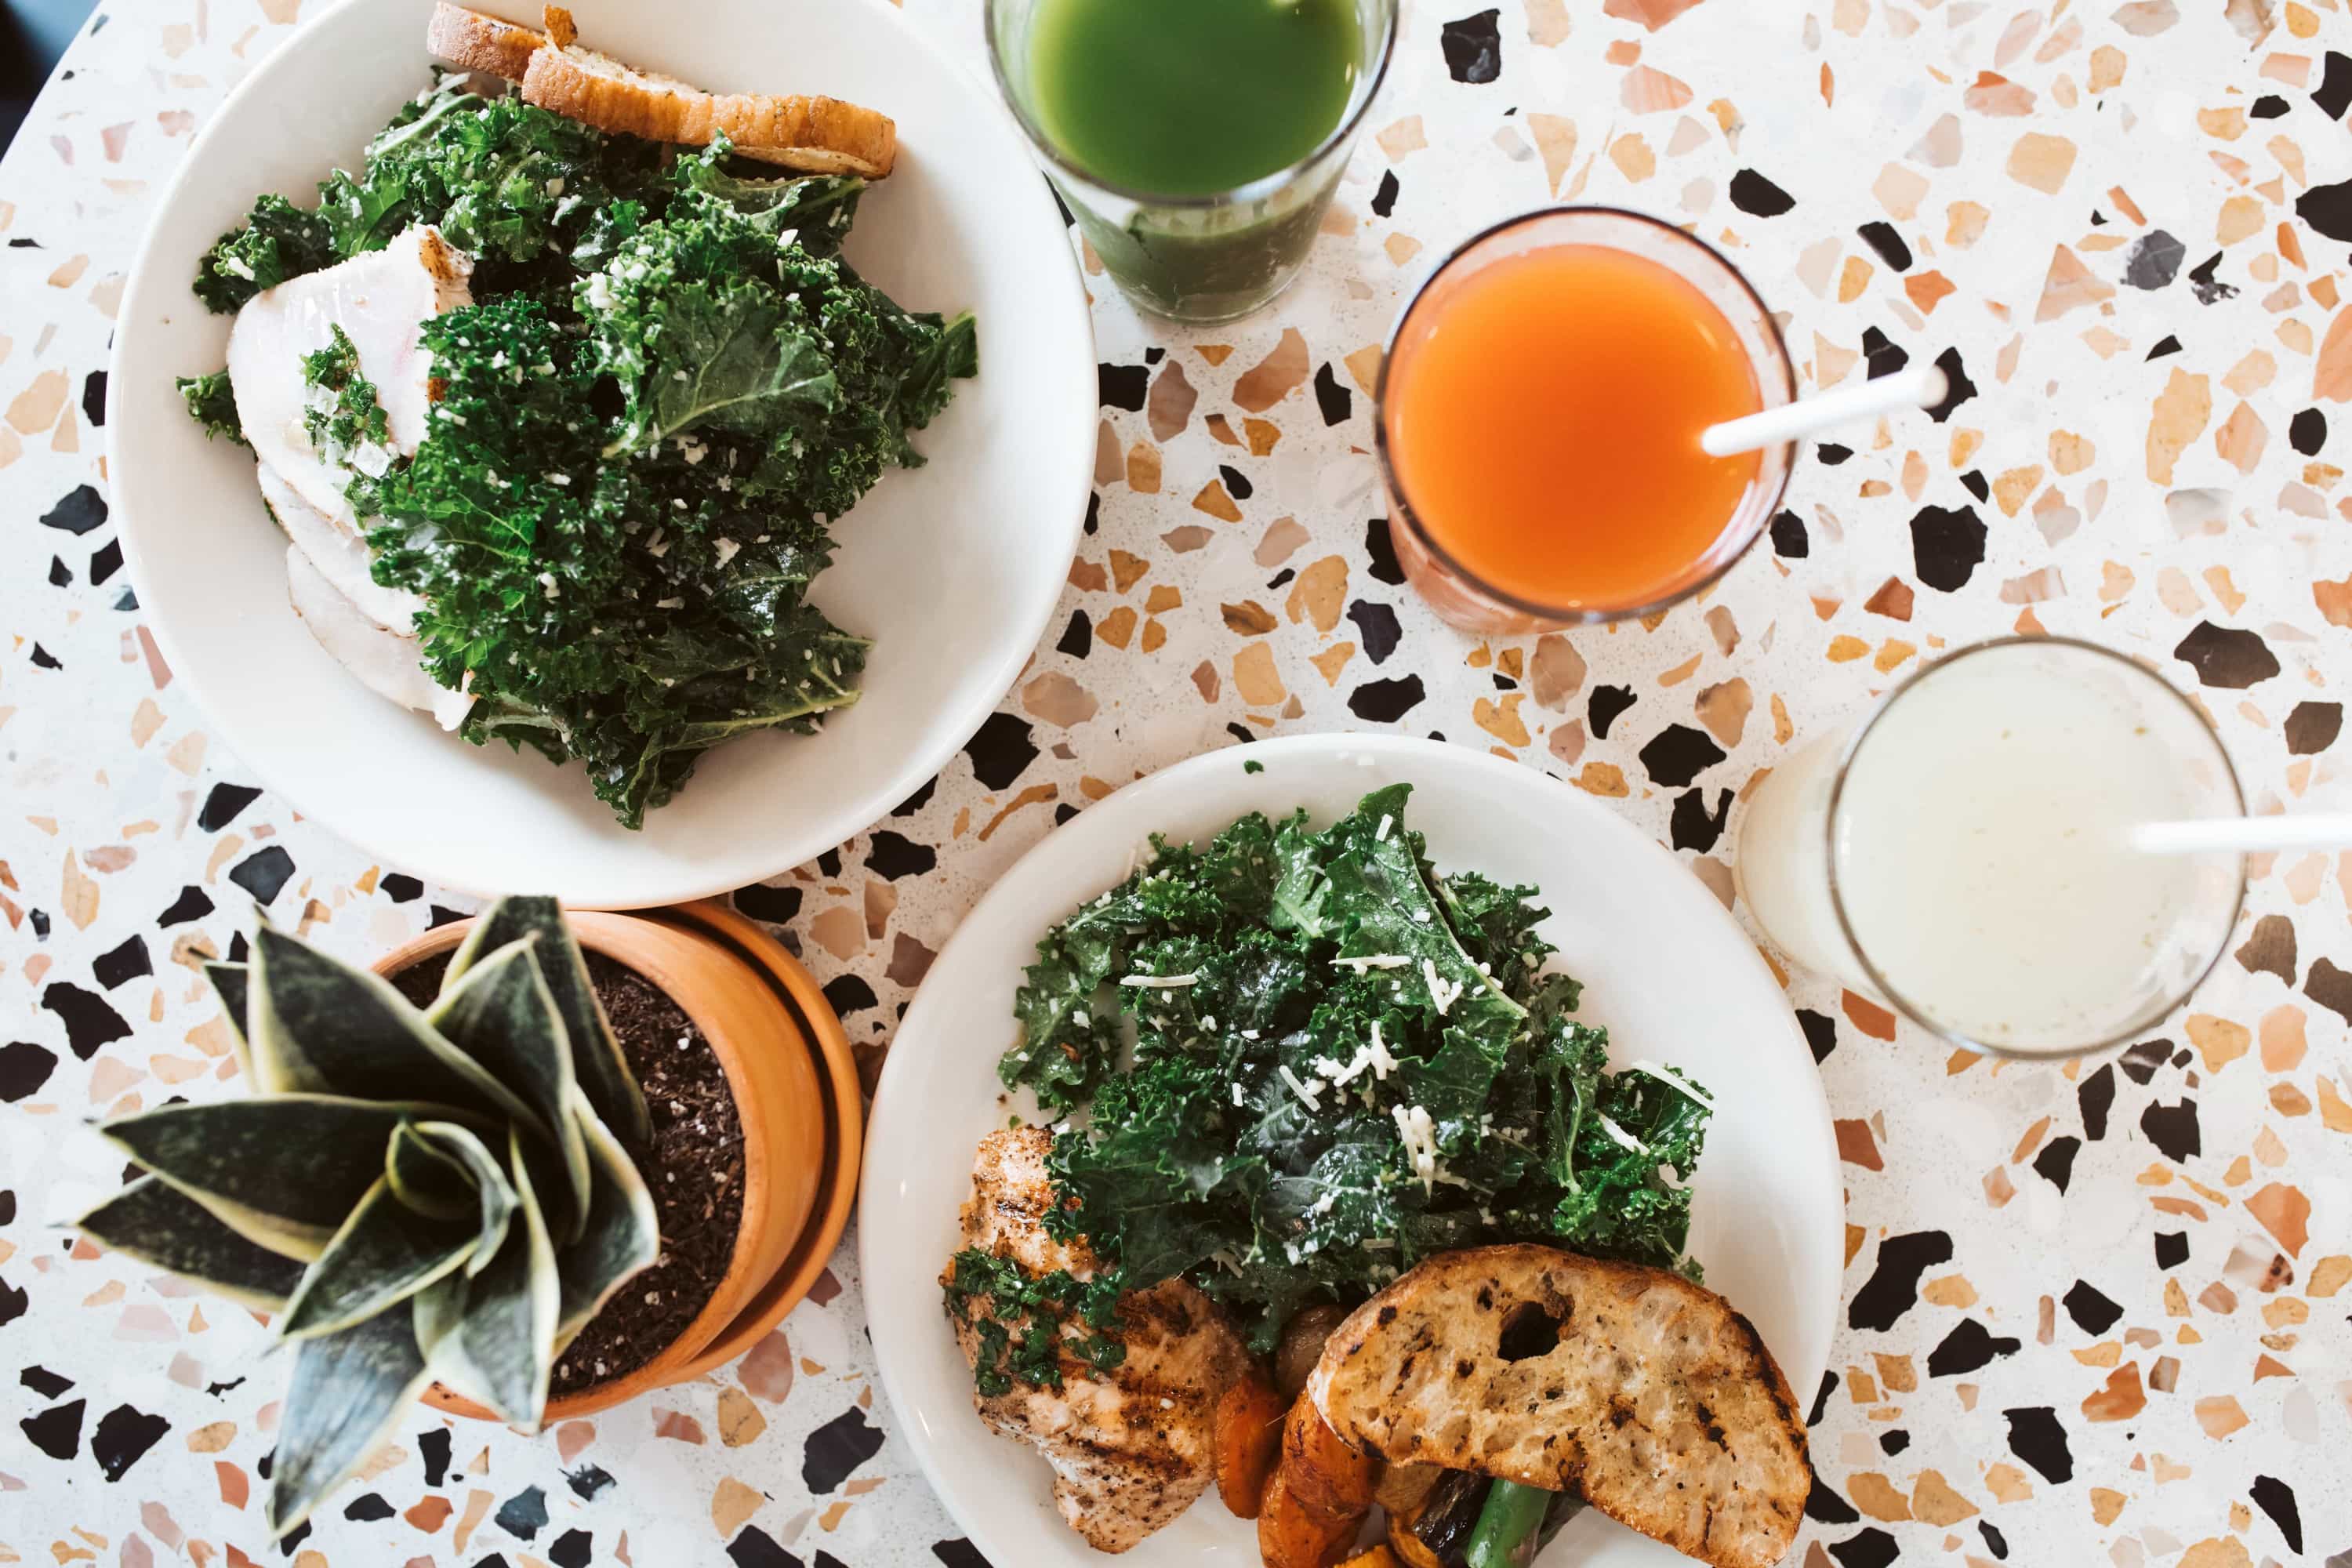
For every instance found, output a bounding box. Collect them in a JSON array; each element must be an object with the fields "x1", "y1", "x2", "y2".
[{"x1": 989, "y1": 0, "x2": 1398, "y2": 324}]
